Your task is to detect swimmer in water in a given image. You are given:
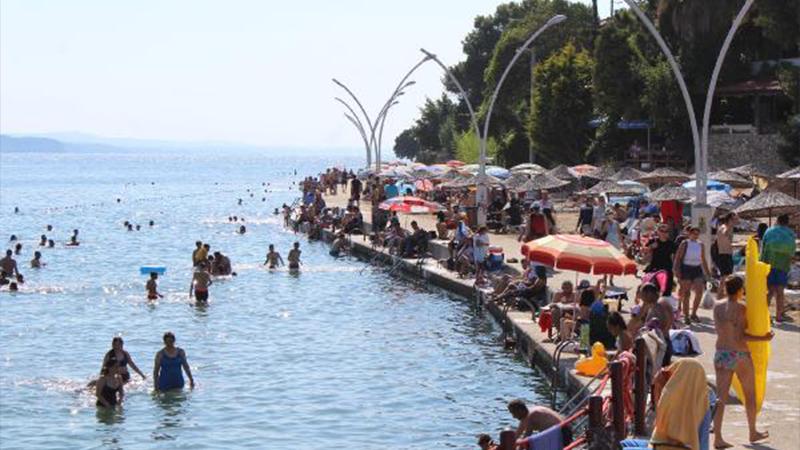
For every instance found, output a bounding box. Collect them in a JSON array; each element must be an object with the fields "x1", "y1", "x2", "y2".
[
  {"x1": 127, "y1": 224, "x2": 133, "y2": 231},
  {"x1": 9, "y1": 235, "x2": 17, "y2": 242},
  {"x1": 239, "y1": 225, "x2": 246, "y2": 234},
  {"x1": 287, "y1": 242, "x2": 302, "y2": 270},
  {"x1": 273, "y1": 208, "x2": 279, "y2": 215},
  {"x1": 46, "y1": 225, "x2": 53, "y2": 232},
  {"x1": 68, "y1": 229, "x2": 79, "y2": 246},
  {"x1": 0, "y1": 249, "x2": 19, "y2": 278},
  {"x1": 39, "y1": 235, "x2": 47, "y2": 246},
  {"x1": 48, "y1": 239, "x2": 55, "y2": 248},
  {"x1": 102, "y1": 336, "x2": 146, "y2": 384},
  {"x1": 238, "y1": 198, "x2": 243, "y2": 205},
  {"x1": 14, "y1": 243, "x2": 22, "y2": 255},
  {"x1": 264, "y1": 244, "x2": 284, "y2": 269},
  {"x1": 8, "y1": 282, "x2": 18, "y2": 292},
  {"x1": 149, "y1": 220, "x2": 154, "y2": 227},
  {"x1": 31, "y1": 251, "x2": 44, "y2": 268},
  {"x1": 153, "y1": 331, "x2": 195, "y2": 392},
  {"x1": 95, "y1": 363, "x2": 124, "y2": 408},
  {"x1": 189, "y1": 262, "x2": 212, "y2": 303},
  {"x1": 135, "y1": 224, "x2": 141, "y2": 231},
  {"x1": 146, "y1": 272, "x2": 163, "y2": 300}
]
